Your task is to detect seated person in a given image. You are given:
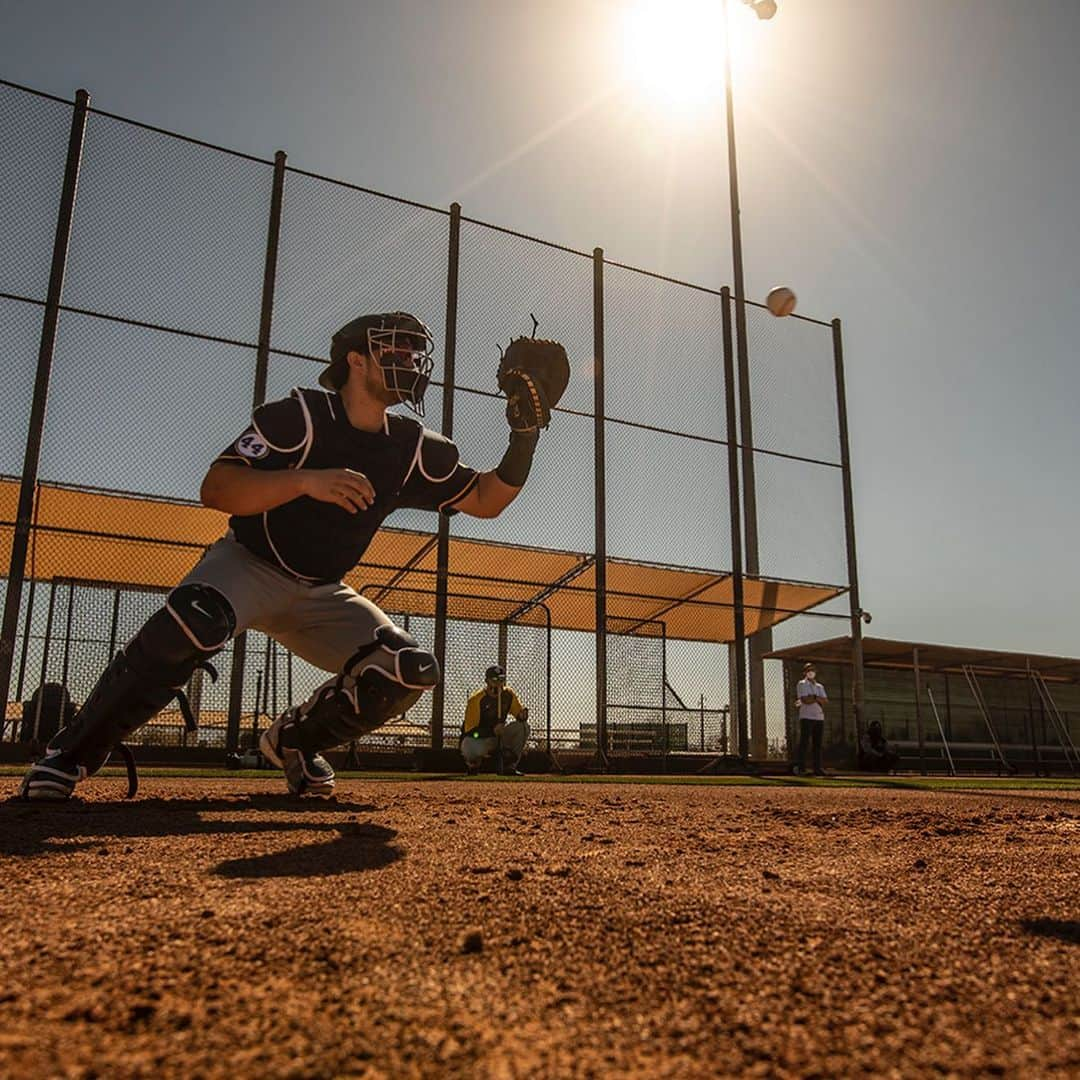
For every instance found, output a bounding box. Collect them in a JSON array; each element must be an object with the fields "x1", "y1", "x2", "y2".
[
  {"x1": 20, "y1": 683, "x2": 77, "y2": 751},
  {"x1": 461, "y1": 665, "x2": 530, "y2": 775},
  {"x1": 859, "y1": 719, "x2": 900, "y2": 773}
]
